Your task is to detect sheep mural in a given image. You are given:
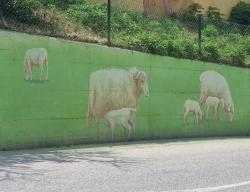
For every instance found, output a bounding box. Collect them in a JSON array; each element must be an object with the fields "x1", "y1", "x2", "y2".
[
  {"x1": 199, "y1": 70, "x2": 234, "y2": 122},
  {"x1": 183, "y1": 70, "x2": 234, "y2": 125},
  {"x1": 205, "y1": 96, "x2": 225, "y2": 120},
  {"x1": 24, "y1": 48, "x2": 48, "y2": 81},
  {"x1": 104, "y1": 108, "x2": 136, "y2": 140},
  {"x1": 183, "y1": 100, "x2": 203, "y2": 125},
  {"x1": 87, "y1": 67, "x2": 149, "y2": 137}
]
